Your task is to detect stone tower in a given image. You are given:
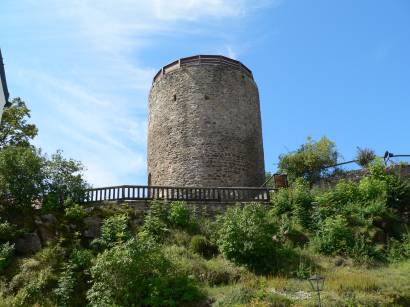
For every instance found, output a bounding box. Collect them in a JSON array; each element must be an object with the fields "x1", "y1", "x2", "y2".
[{"x1": 147, "y1": 55, "x2": 265, "y2": 187}]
